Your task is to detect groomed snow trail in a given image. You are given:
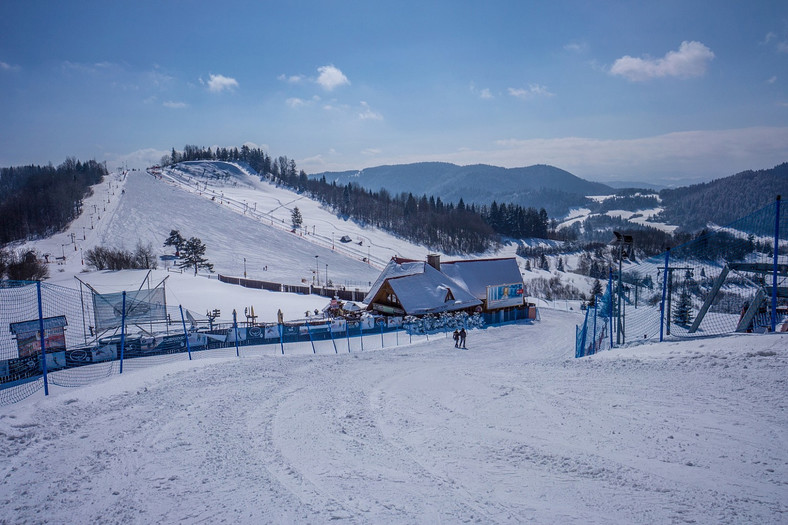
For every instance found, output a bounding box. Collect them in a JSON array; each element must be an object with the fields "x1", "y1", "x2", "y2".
[{"x1": 1, "y1": 312, "x2": 786, "y2": 524}]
